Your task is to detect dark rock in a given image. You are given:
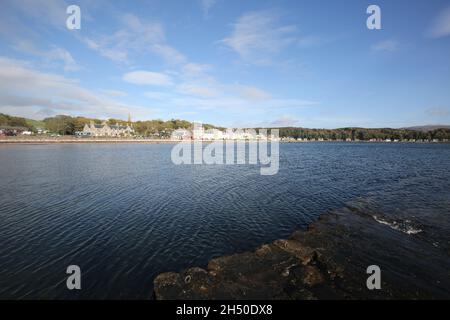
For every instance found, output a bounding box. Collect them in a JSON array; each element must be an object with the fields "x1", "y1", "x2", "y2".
[
  {"x1": 153, "y1": 208, "x2": 450, "y2": 299},
  {"x1": 302, "y1": 266, "x2": 324, "y2": 287}
]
